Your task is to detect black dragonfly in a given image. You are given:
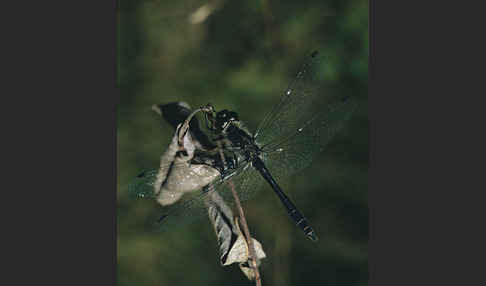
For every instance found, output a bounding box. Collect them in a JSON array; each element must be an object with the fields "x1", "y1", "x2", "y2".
[{"x1": 128, "y1": 51, "x2": 357, "y2": 241}]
